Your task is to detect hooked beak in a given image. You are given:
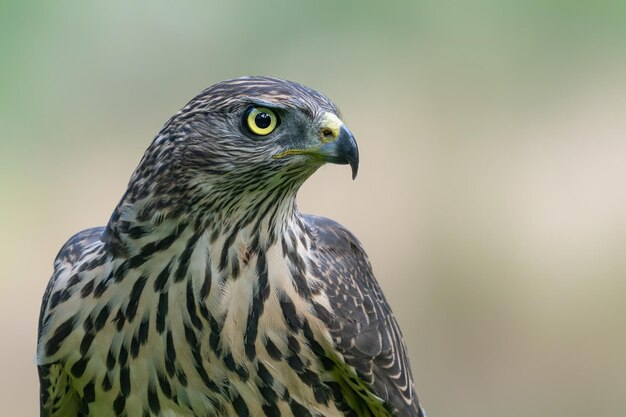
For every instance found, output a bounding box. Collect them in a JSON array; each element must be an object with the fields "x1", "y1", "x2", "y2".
[
  {"x1": 316, "y1": 125, "x2": 359, "y2": 179},
  {"x1": 273, "y1": 113, "x2": 360, "y2": 179}
]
